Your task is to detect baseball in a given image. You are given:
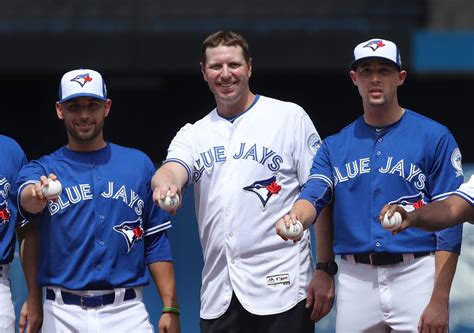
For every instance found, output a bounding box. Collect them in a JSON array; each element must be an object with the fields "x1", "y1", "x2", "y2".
[
  {"x1": 41, "y1": 179, "x2": 62, "y2": 197},
  {"x1": 382, "y1": 211, "x2": 402, "y2": 231},
  {"x1": 158, "y1": 192, "x2": 180, "y2": 211},
  {"x1": 281, "y1": 220, "x2": 304, "y2": 240}
]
